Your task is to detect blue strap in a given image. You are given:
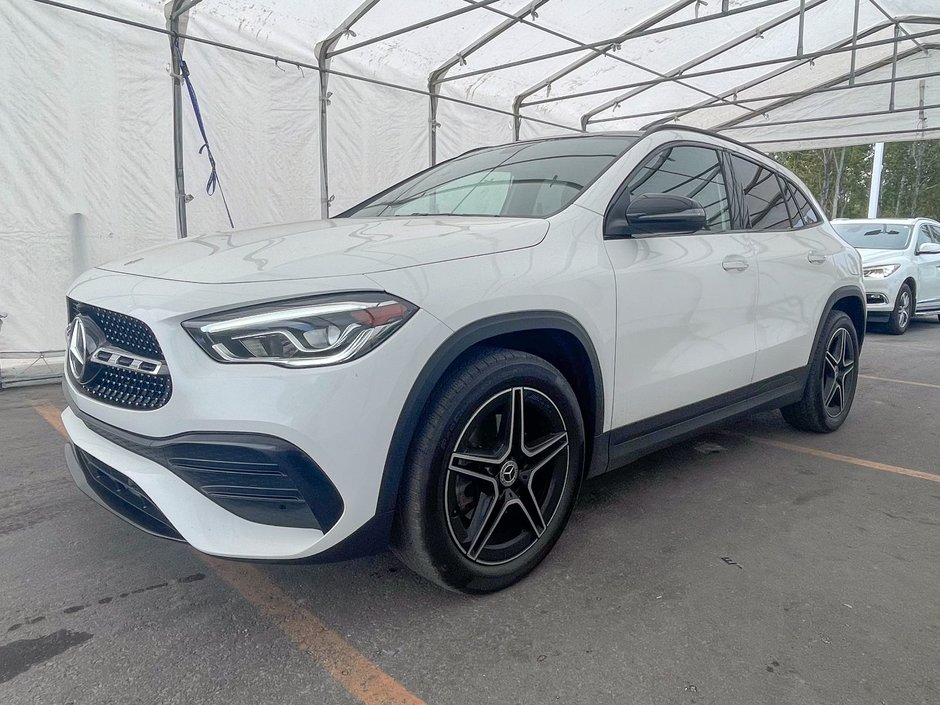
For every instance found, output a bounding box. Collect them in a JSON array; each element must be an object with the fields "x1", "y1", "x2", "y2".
[{"x1": 174, "y1": 39, "x2": 235, "y2": 229}]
